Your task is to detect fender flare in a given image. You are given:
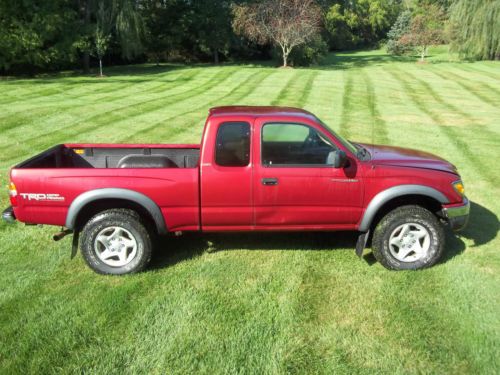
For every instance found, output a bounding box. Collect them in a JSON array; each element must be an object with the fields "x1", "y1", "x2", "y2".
[
  {"x1": 358, "y1": 184, "x2": 449, "y2": 232},
  {"x1": 65, "y1": 188, "x2": 167, "y2": 234}
]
